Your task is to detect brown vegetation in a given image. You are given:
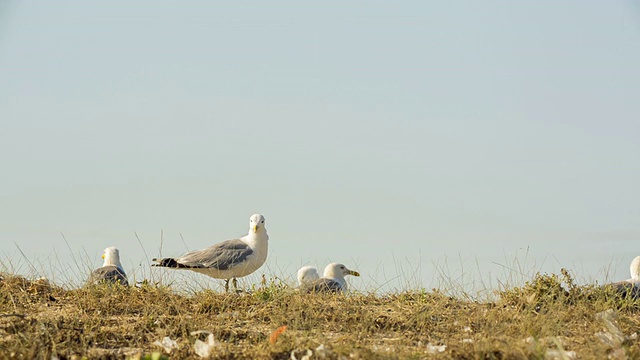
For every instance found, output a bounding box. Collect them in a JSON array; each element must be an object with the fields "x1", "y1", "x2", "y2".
[{"x1": 1, "y1": 271, "x2": 640, "y2": 359}]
